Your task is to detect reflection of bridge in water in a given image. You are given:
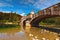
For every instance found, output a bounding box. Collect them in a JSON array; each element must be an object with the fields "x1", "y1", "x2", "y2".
[{"x1": 20, "y1": 3, "x2": 60, "y2": 33}]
